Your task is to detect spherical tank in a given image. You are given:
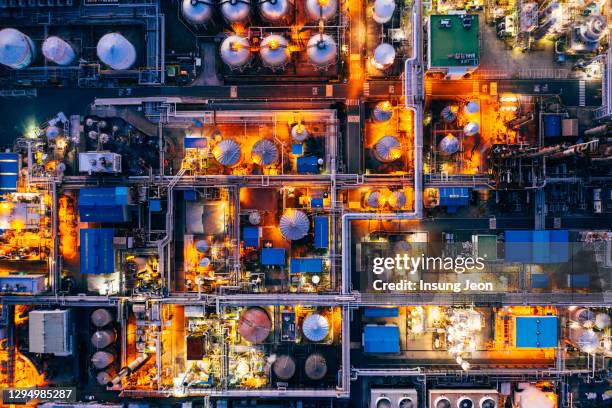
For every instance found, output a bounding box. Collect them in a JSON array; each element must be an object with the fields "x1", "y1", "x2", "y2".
[
  {"x1": 213, "y1": 139, "x2": 242, "y2": 167},
  {"x1": 372, "y1": 43, "x2": 395, "y2": 70},
  {"x1": 91, "y1": 308, "x2": 113, "y2": 327},
  {"x1": 220, "y1": 35, "x2": 251, "y2": 69},
  {"x1": 96, "y1": 33, "x2": 137, "y2": 70},
  {"x1": 465, "y1": 101, "x2": 480, "y2": 114},
  {"x1": 259, "y1": 0, "x2": 292, "y2": 22},
  {"x1": 463, "y1": 121, "x2": 480, "y2": 136},
  {"x1": 302, "y1": 313, "x2": 329, "y2": 342},
  {"x1": 272, "y1": 355, "x2": 296, "y2": 380},
  {"x1": 279, "y1": 210, "x2": 309, "y2": 240},
  {"x1": 42, "y1": 36, "x2": 76, "y2": 66},
  {"x1": 91, "y1": 351, "x2": 115, "y2": 369},
  {"x1": 372, "y1": 0, "x2": 395, "y2": 24},
  {"x1": 373, "y1": 135, "x2": 402, "y2": 162},
  {"x1": 182, "y1": 0, "x2": 214, "y2": 25},
  {"x1": 307, "y1": 33, "x2": 337, "y2": 67},
  {"x1": 251, "y1": 139, "x2": 279, "y2": 165},
  {"x1": 305, "y1": 0, "x2": 337, "y2": 21},
  {"x1": 291, "y1": 123, "x2": 309, "y2": 141},
  {"x1": 388, "y1": 191, "x2": 406, "y2": 209},
  {"x1": 439, "y1": 134, "x2": 460, "y2": 155},
  {"x1": 220, "y1": 0, "x2": 251, "y2": 24},
  {"x1": 0, "y1": 28, "x2": 35, "y2": 69},
  {"x1": 595, "y1": 313, "x2": 611, "y2": 330},
  {"x1": 238, "y1": 307, "x2": 272, "y2": 343},
  {"x1": 260, "y1": 34, "x2": 290, "y2": 68},
  {"x1": 304, "y1": 353, "x2": 328, "y2": 380},
  {"x1": 91, "y1": 330, "x2": 117, "y2": 349}
]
